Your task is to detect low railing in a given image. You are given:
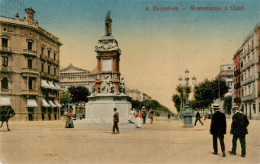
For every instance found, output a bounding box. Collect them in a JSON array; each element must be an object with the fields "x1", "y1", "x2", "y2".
[
  {"x1": 0, "y1": 89, "x2": 11, "y2": 93},
  {"x1": 0, "y1": 46, "x2": 11, "y2": 52},
  {"x1": 21, "y1": 89, "x2": 38, "y2": 95},
  {"x1": 1, "y1": 66, "x2": 12, "y2": 72},
  {"x1": 241, "y1": 75, "x2": 255, "y2": 86},
  {"x1": 241, "y1": 94, "x2": 256, "y2": 101},
  {"x1": 22, "y1": 49, "x2": 37, "y2": 56}
]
